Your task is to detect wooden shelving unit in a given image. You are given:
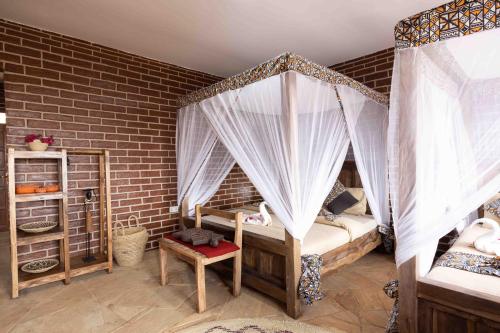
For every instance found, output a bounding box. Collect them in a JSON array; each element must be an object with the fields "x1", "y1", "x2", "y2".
[
  {"x1": 8, "y1": 148, "x2": 70, "y2": 298},
  {"x1": 66, "y1": 149, "x2": 113, "y2": 278},
  {"x1": 8, "y1": 148, "x2": 113, "y2": 298}
]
